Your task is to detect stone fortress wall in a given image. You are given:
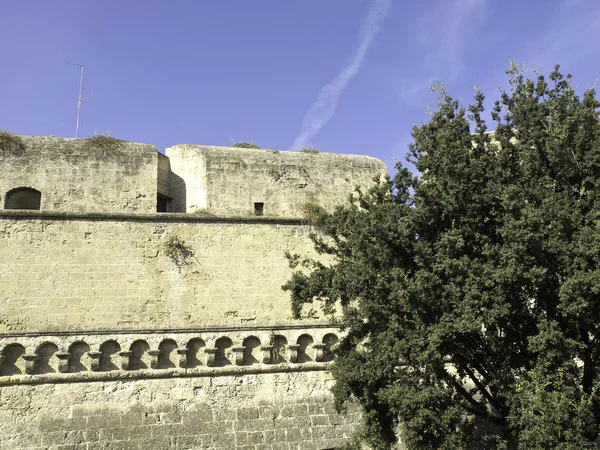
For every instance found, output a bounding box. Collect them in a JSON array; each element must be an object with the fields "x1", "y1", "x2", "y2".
[
  {"x1": 0, "y1": 136, "x2": 158, "y2": 213},
  {"x1": 165, "y1": 145, "x2": 386, "y2": 217},
  {"x1": 0, "y1": 135, "x2": 387, "y2": 450}
]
